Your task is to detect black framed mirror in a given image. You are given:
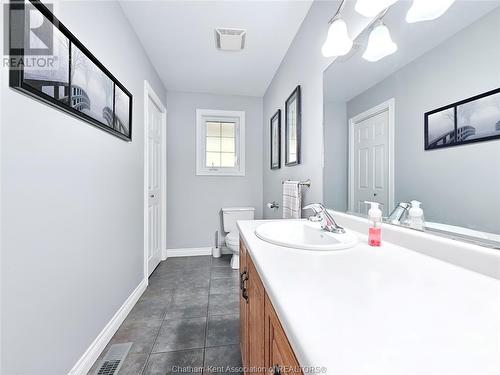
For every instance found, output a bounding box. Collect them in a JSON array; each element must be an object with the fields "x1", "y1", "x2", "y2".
[
  {"x1": 270, "y1": 109, "x2": 281, "y2": 170},
  {"x1": 285, "y1": 85, "x2": 301, "y2": 166}
]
